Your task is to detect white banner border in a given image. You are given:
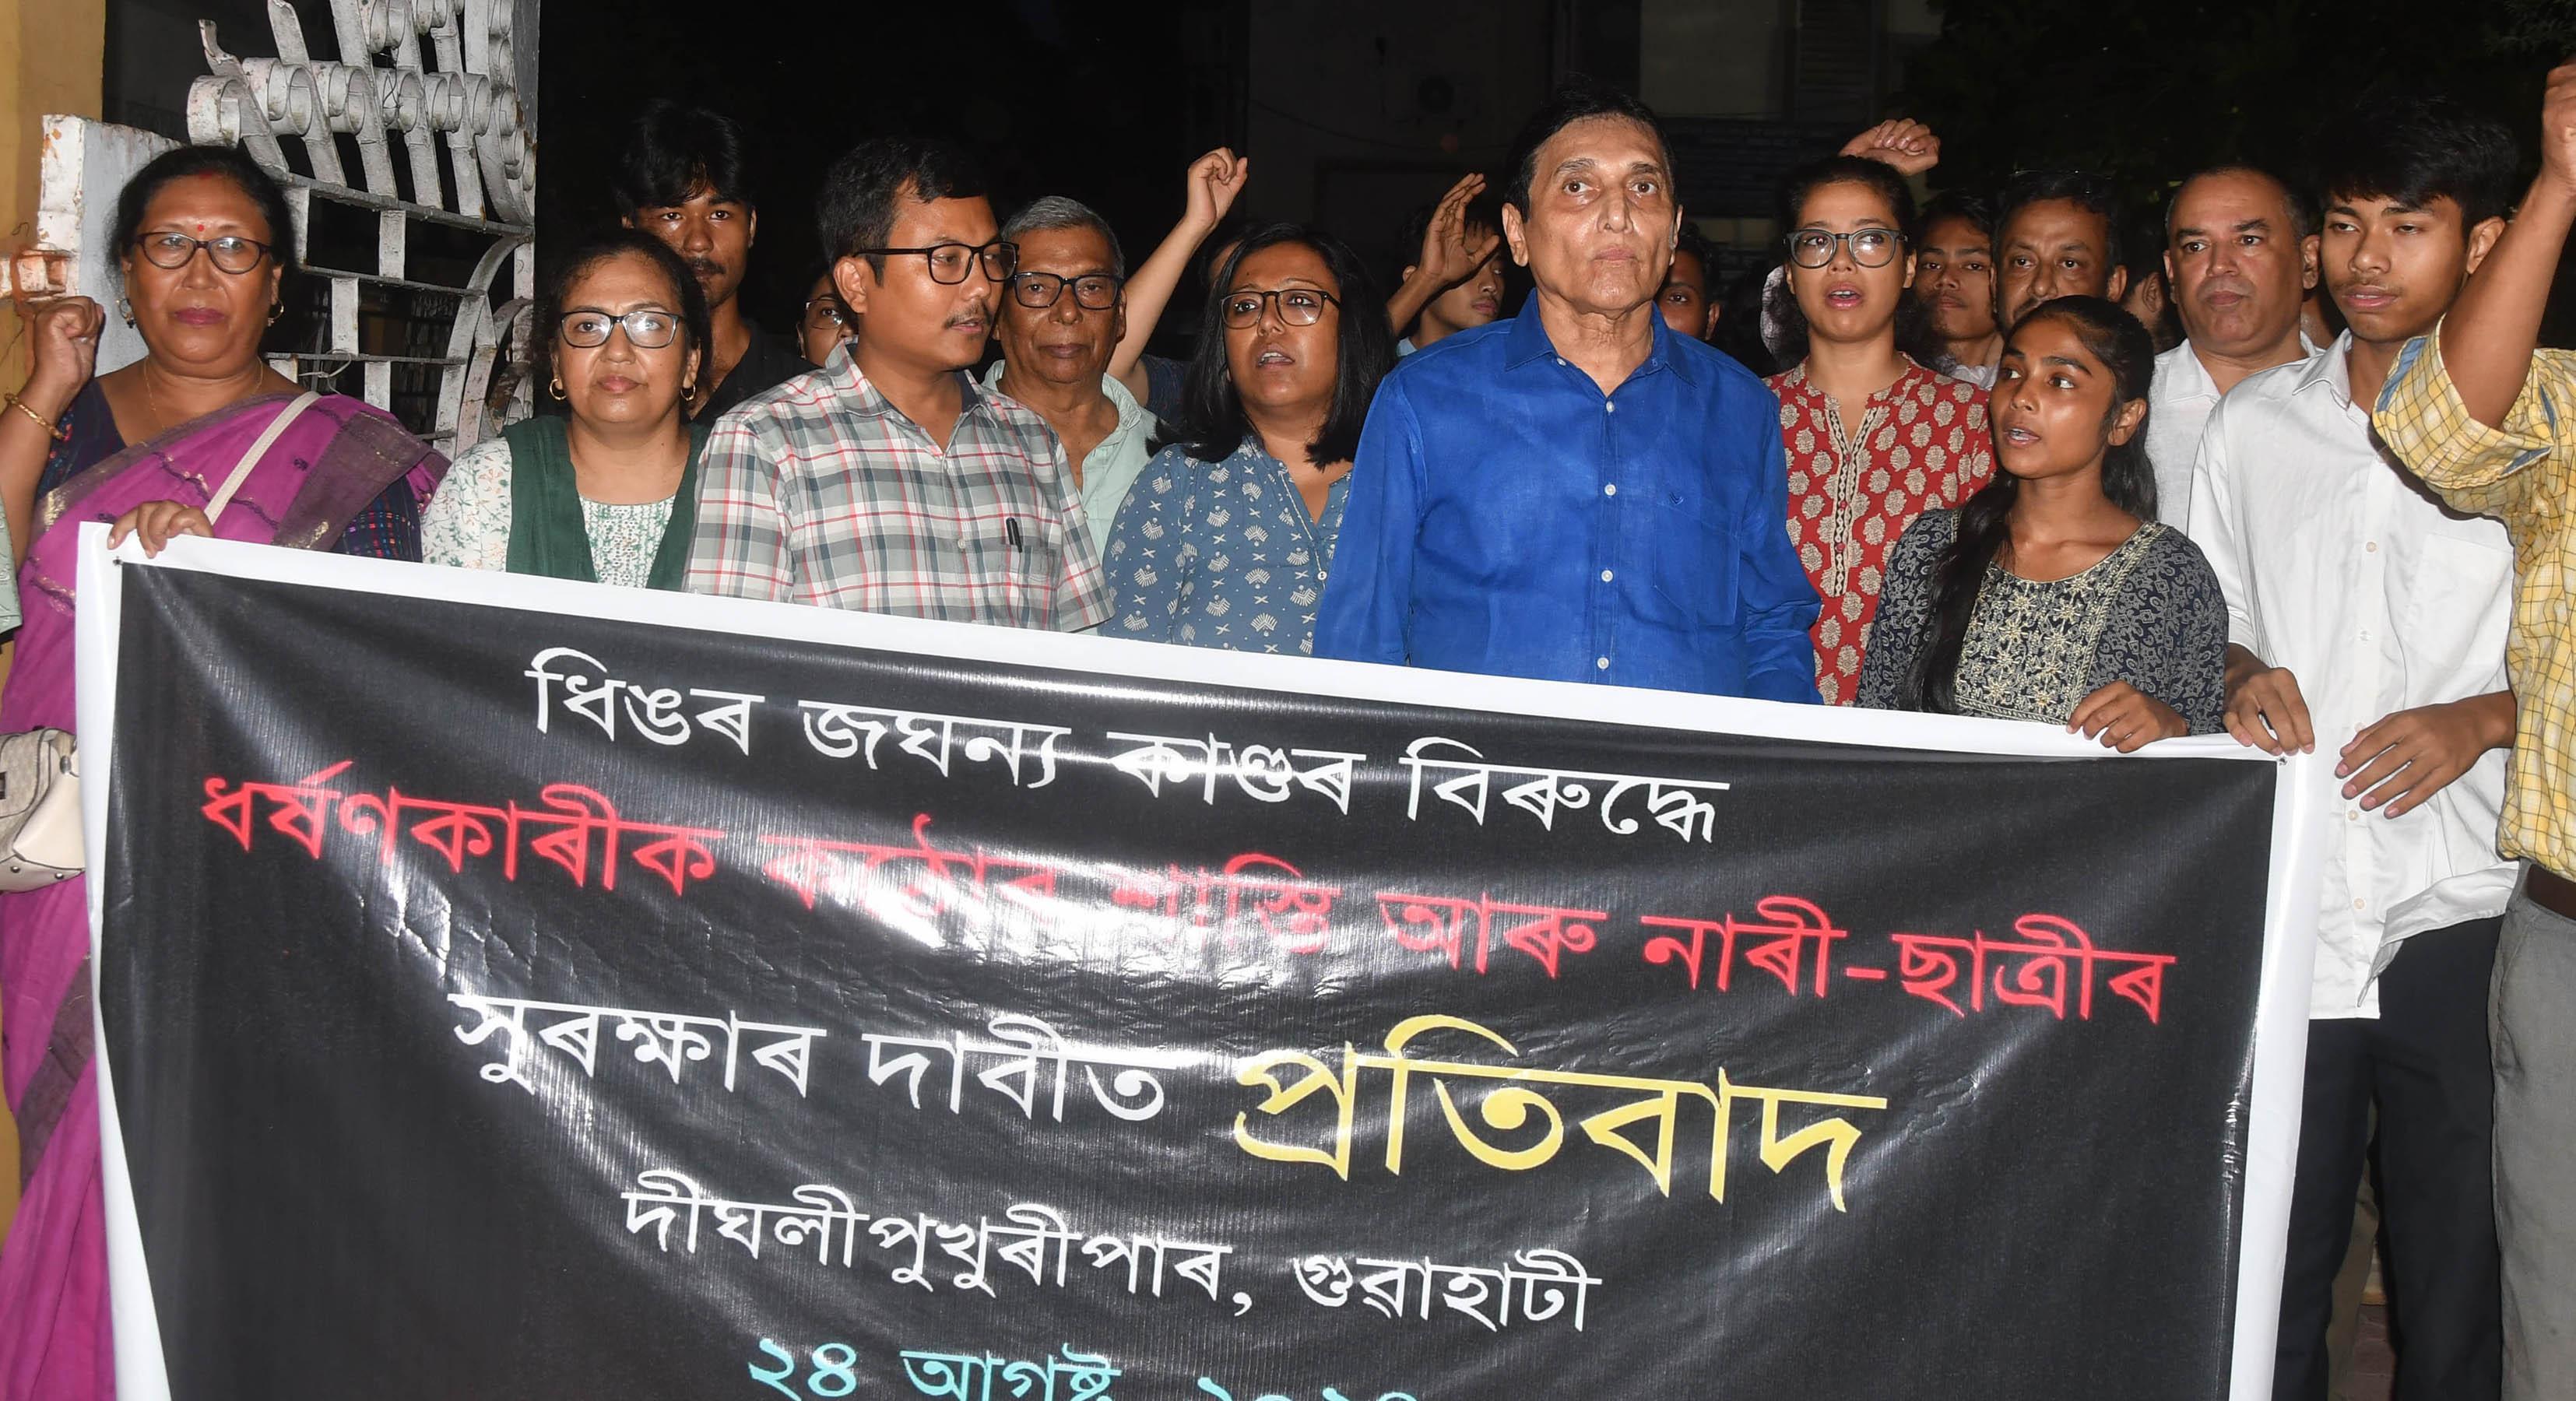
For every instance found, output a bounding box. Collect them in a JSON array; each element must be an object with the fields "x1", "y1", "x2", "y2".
[{"x1": 74, "y1": 525, "x2": 2318, "y2": 1399}]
